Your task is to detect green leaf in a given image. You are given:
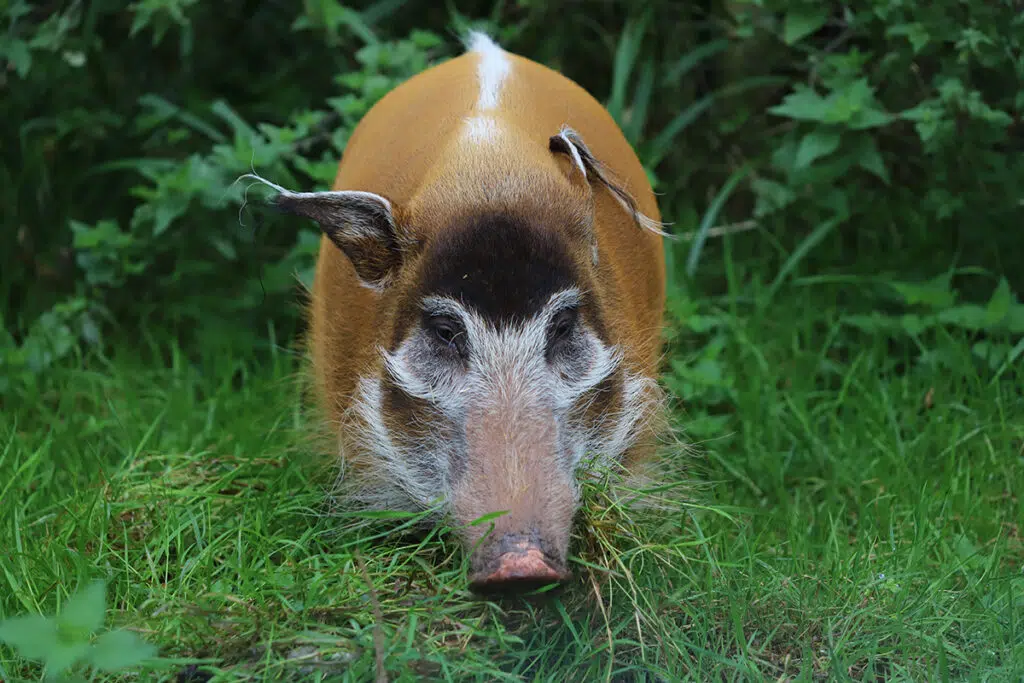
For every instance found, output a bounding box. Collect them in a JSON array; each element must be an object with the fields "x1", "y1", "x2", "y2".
[
  {"x1": 985, "y1": 278, "x2": 1012, "y2": 323},
  {"x1": 886, "y1": 22, "x2": 930, "y2": 53},
  {"x1": 847, "y1": 107, "x2": 892, "y2": 130},
  {"x1": 954, "y1": 536, "x2": 983, "y2": 569},
  {"x1": 88, "y1": 629, "x2": 158, "y2": 672},
  {"x1": 209, "y1": 235, "x2": 238, "y2": 260},
  {"x1": 689, "y1": 358, "x2": 726, "y2": 386},
  {"x1": 794, "y1": 128, "x2": 841, "y2": 169},
  {"x1": 71, "y1": 219, "x2": 132, "y2": 251},
  {"x1": 937, "y1": 305, "x2": 989, "y2": 330},
  {"x1": 0, "y1": 38, "x2": 32, "y2": 77},
  {"x1": 752, "y1": 178, "x2": 796, "y2": 217},
  {"x1": 972, "y1": 341, "x2": 1011, "y2": 371},
  {"x1": 0, "y1": 614, "x2": 60, "y2": 660},
  {"x1": 783, "y1": 6, "x2": 828, "y2": 45},
  {"x1": 991, "y1": 337, "x2": 1024, "y2": 382},
  {"x1": 1006, "y1": 305, "x2": 1024, "y2": 334},
  {"x1": 771, "y1": 78, "x2": 892, "y2": 129},
  {"x1": 57, "y1": 581, "x2": 106, "y2": 641},
  {"x1": 855, "y1": 136, "x2": 890, "y2": 183},
  {"x1": 769, "y1": 87, "x2": 830, "y2": 122},
  {"x1": 840, "y1": 314, "x2": 907, "y2": 335},
  {"x1": 151, "y1": 200, "x2": 189, "y2": 237},
  {"x1": 827, "y1": 79, "x2": 892, "y2": 129},
  {"x1": 899, "y1": 314, "x2": 929, "y2": 336},
  {"x1": 901, "y1": 101, "x2": 943, "y2": 143},
  {"x1": 44, "y1": 641, "x2": 92, "y2": 679},
  {"x1": 468, "y1": 510, "x2": 511, "y2": 526},
  {"x1": 890, "y1": 275, "x2": 956, "y2": 309}
]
